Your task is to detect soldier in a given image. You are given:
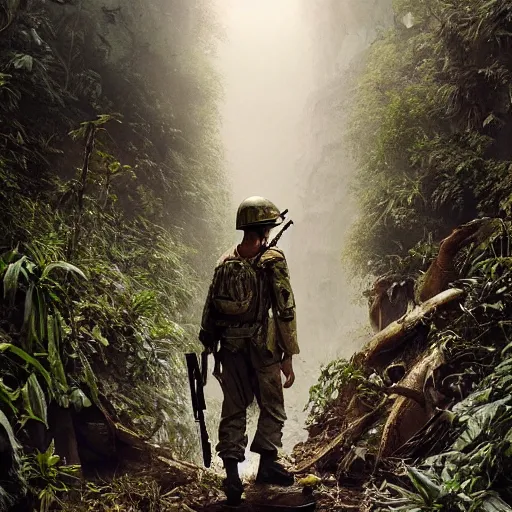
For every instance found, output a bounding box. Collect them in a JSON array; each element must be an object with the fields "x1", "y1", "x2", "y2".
[{"x1": 199, "y1": 196, "x2": 300, "y2": 505}]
